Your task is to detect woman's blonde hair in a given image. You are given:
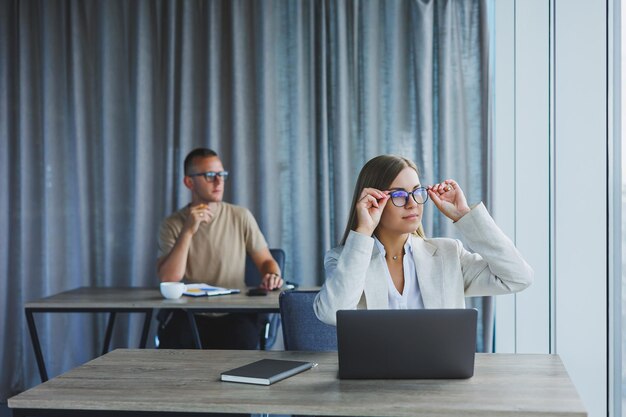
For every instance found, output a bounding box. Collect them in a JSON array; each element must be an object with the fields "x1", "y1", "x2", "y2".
[{"x1": 340, "y1": 155, "x2": 426, "y2": 245}]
